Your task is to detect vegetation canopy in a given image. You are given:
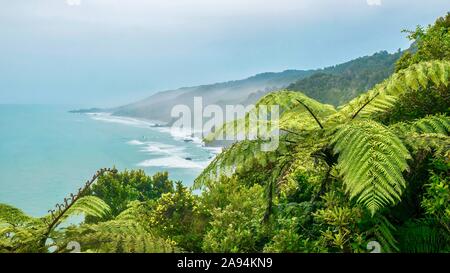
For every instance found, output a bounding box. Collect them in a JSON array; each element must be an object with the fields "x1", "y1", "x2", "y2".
[{"x1": 1, "y1": 13, "x2": 449, "y2": 253}]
